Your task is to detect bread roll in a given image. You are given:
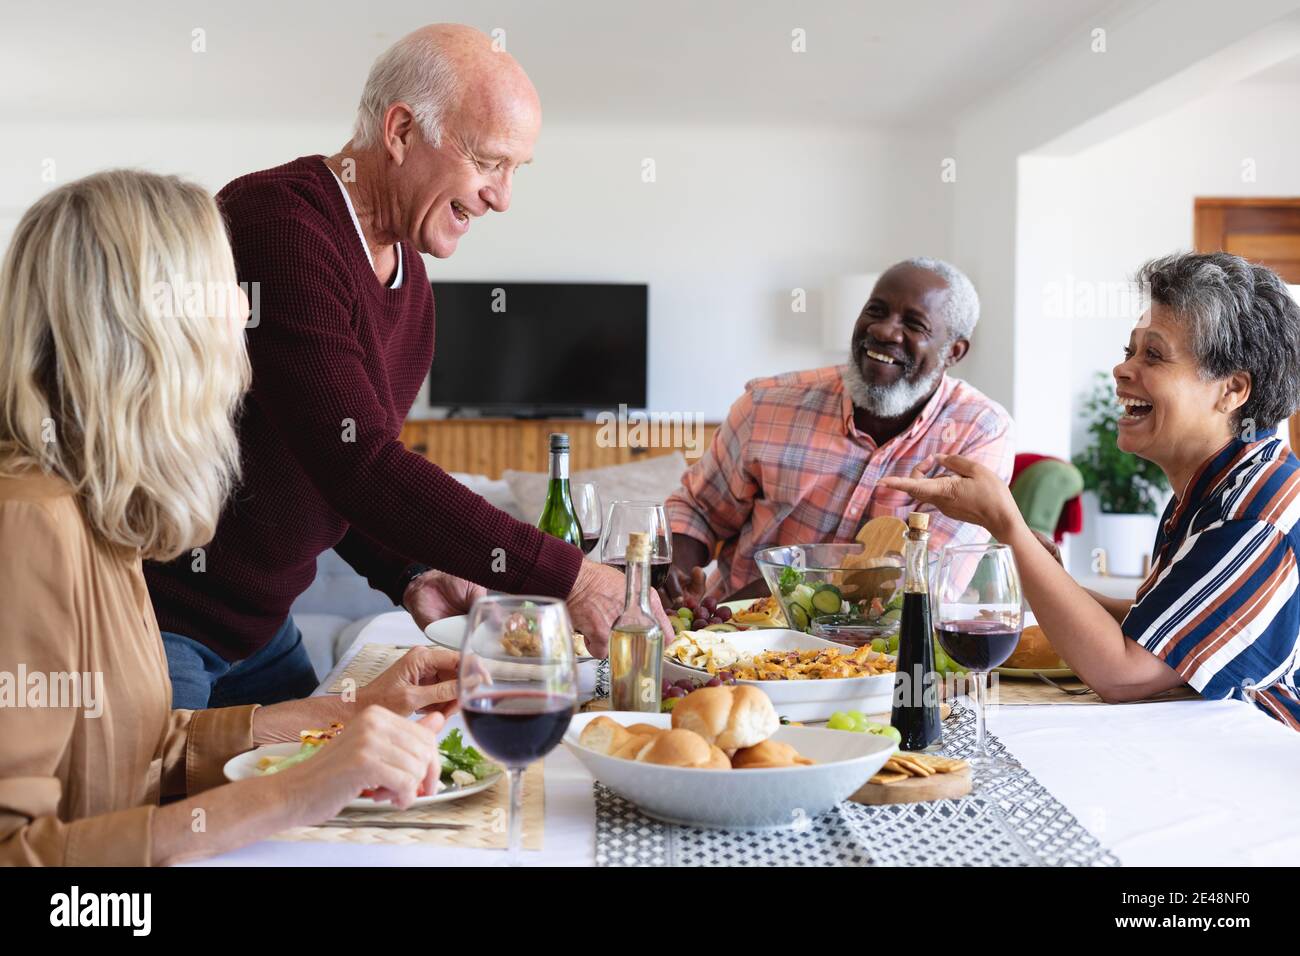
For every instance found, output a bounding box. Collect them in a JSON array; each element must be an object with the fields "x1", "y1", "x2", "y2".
[
  {"x1": 610, "y1": 734, "x2": 654, "y2": 761},
  {"x1": 1006, "y1": 625, "x2": 1066, "y2": 670},
  {"x1": 731, "y1": 738, "x2": 814, "y2": 769},
  {"x1": 670, "y1": 685, "x2": 779, "y2": 751},
  {"x1": 706, "y1": 745, "x2": 732, "y2": 769},
  {"x1": 635, "y1": 728, "x2": 726, "y2": 768},
  {"x1": 624, "y1": 723, "x2": 665, "y2": 737},
  {"x1": 578, "y1": 716, "x2": 632, "y2": 756}
]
